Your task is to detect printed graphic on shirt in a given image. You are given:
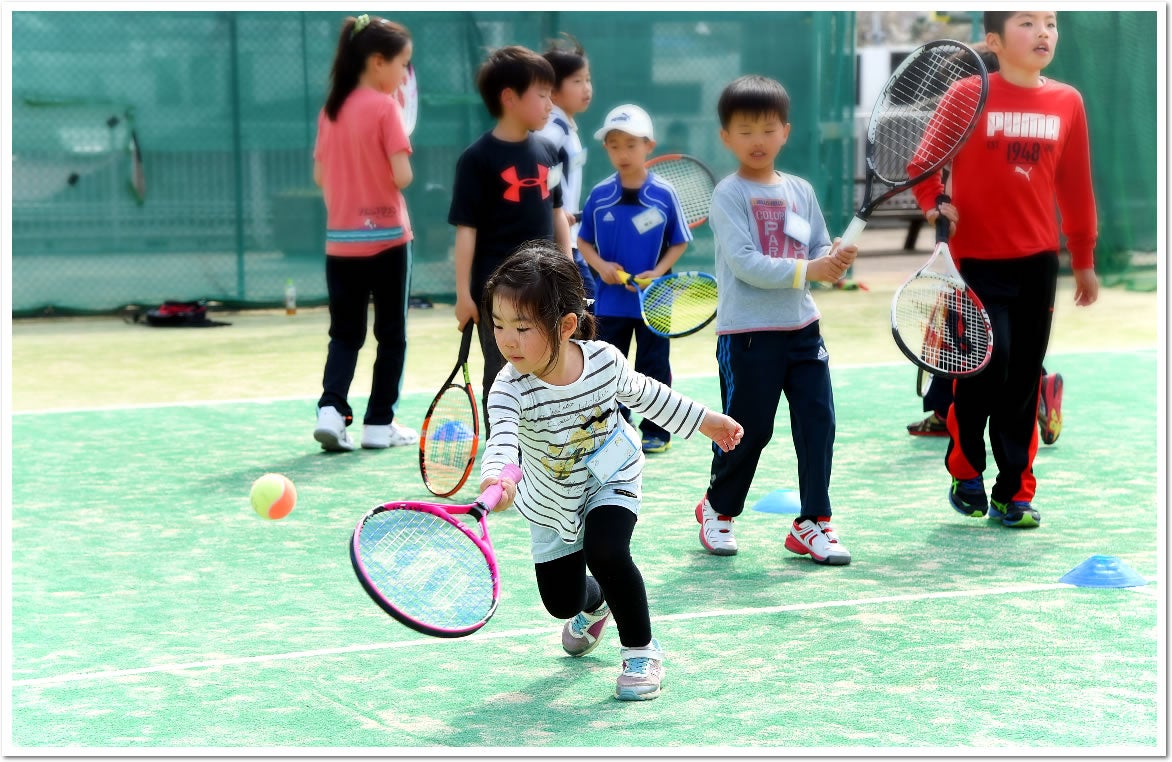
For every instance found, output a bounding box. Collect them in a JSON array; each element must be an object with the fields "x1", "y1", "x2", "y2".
[
  {"x1": 752, "y1": 197, "x2": 807, "y2": 259},
  {"x1": 984, "y1": 111, "x2": 1062, "y2": 179},
  {"x1": 500, "y1": 165, "x2": 551, "y2": 202},
  {"x1": 538, "y1": 404, "x2": 609, "y2": 481}
]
